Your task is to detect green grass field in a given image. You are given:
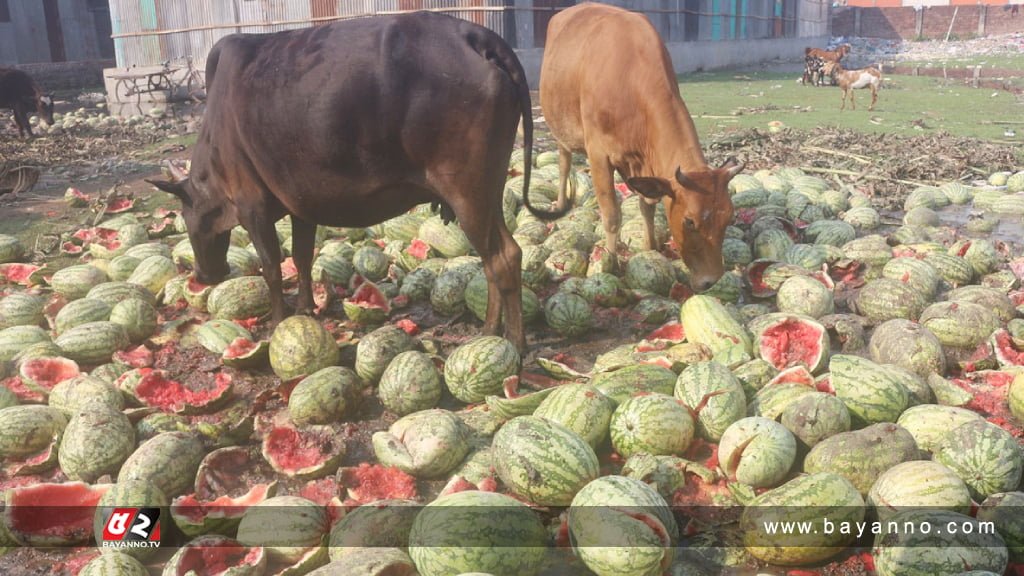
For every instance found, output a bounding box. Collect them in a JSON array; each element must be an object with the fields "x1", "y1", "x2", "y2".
[
  {"x1": 898, "y1": 54, "x2": 1024, "y2": 72},
  {"x1": 677, "y1": 70, "x2": 1023, "y2": 142}
]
